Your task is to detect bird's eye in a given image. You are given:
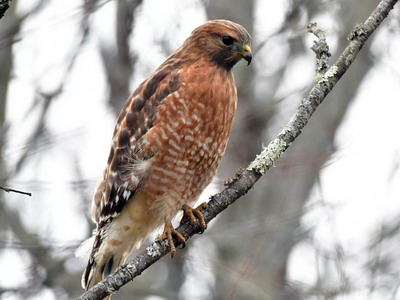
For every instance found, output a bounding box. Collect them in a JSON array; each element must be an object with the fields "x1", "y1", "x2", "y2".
[{"x1": 222, "y1": 35, "x2": 234, "y2": 46}]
